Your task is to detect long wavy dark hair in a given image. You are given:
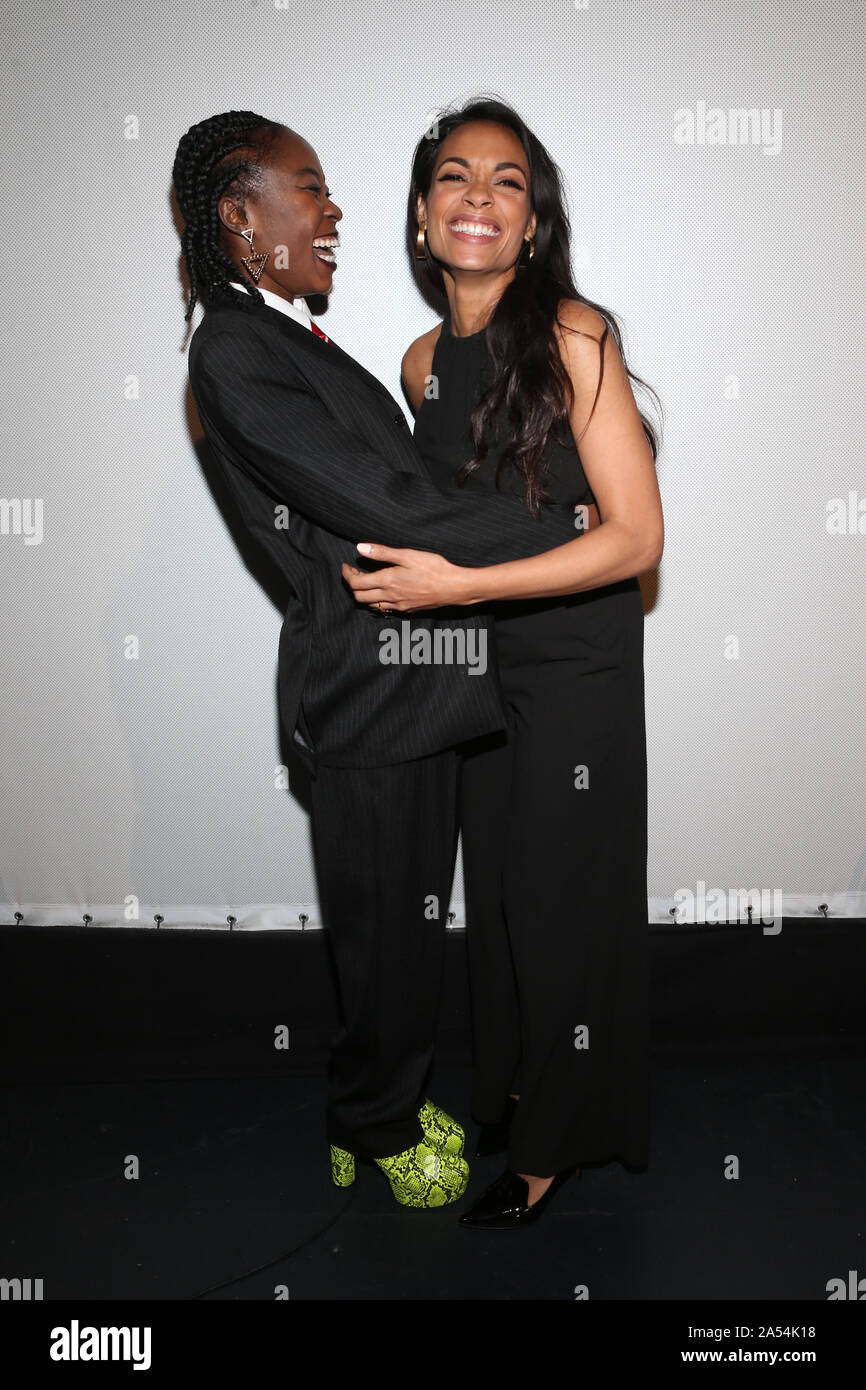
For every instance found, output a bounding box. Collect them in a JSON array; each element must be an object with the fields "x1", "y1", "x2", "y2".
[
  {"x1": 172, "y1": 110, "x2": 284, "y2": 323},
  {"x1": 408, "y1": 97, "x2": 662, "y2": 514}
]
